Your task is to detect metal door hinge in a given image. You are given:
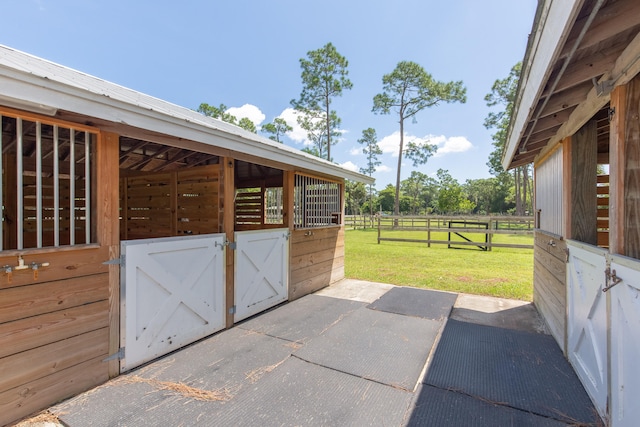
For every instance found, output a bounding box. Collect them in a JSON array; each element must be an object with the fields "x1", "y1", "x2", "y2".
[
  {"x1": 103, "y1": 348, "x2": 125, "y2": 362},
  {"x1": 103, "y1": 256, "x2": 124, "y2": 267},
  {"x1": 564, "y1": 248, "x2": 570, "y2": 263},
  {"x1": 215, "y1": 240, "x2": 236, "y2": 250}
]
